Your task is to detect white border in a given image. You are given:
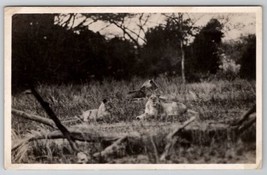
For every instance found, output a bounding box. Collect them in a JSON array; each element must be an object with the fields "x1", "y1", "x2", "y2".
[{"x1": 4, "y1": 6, "x2": 262, "y2": 170}]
